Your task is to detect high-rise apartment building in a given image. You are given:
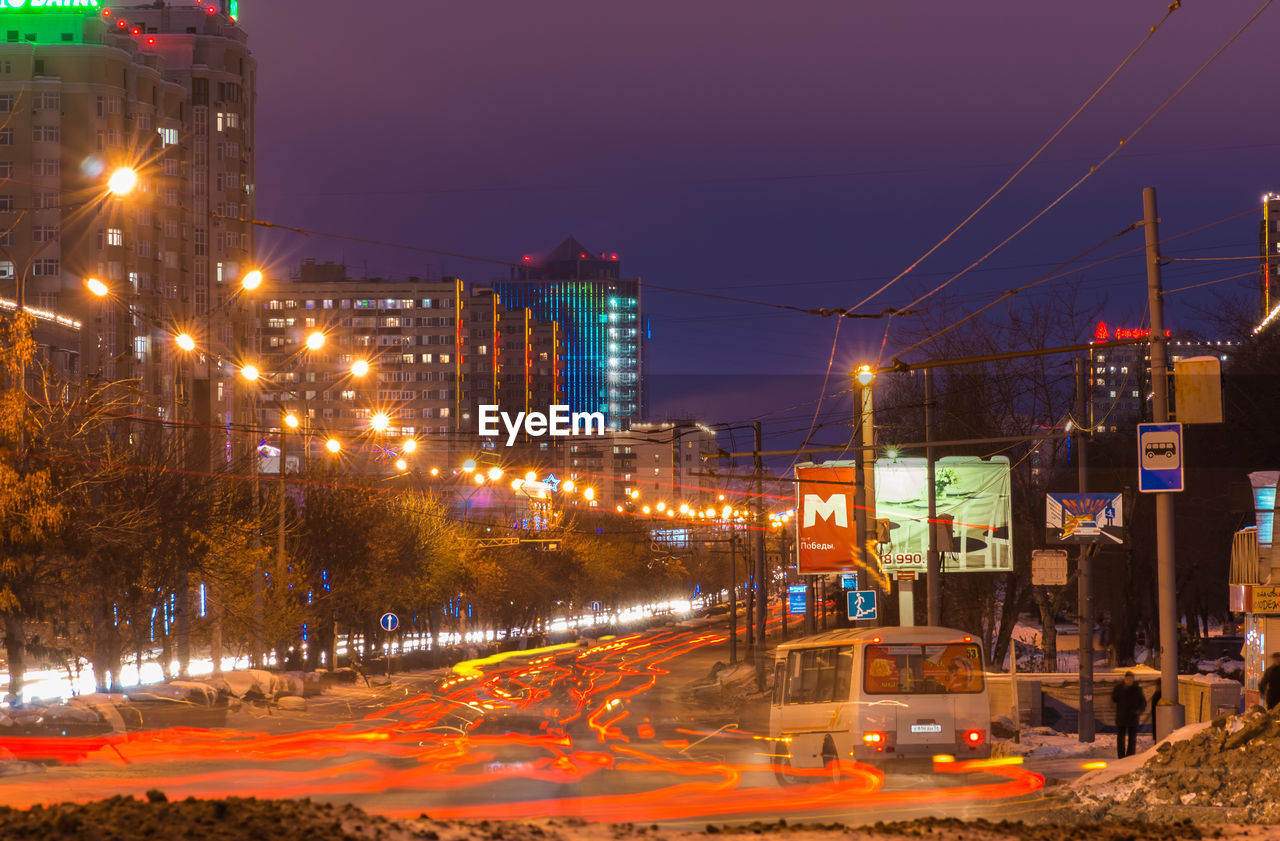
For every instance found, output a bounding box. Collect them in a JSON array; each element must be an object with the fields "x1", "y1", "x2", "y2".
[
  {"x1": 563, "y1": 420, "x2": 718, "y2": 509},
  {"x1": 1261, "y1": 193, "x2": 1280, "y2": 323},
  {"x1": 254, "y1": 261, "x2": 564, "y2": 468},
  {"x1": 0, "y1": 1, "x2": 255, "y2": 465},
  {"x1": 494, "y1": 237, "x2": 645, "y2": 431}
]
